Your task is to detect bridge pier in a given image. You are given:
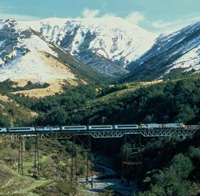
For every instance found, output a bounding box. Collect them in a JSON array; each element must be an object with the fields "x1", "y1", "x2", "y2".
[
  {"x1": 71, "y1": 134, "x2": 93, "y2": 187},
  {"x1": 17, "y1": 135, "x2": 40, "y2": 178},
  {"x1": 33, "y1": 134, "x2": 40, "y2": 179},
  {"x1": 121, "y1": 134, "x2": 142, "y2": 186},
  {"x1": 3, "y1": 126, "x2": 196, "y2": 184},
  {"x1": 18, "y1": 136, "x2": 24, "y2": 175},
  {"x1": 71, "y1": 136, "x2": 75, "y2": 181}
]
